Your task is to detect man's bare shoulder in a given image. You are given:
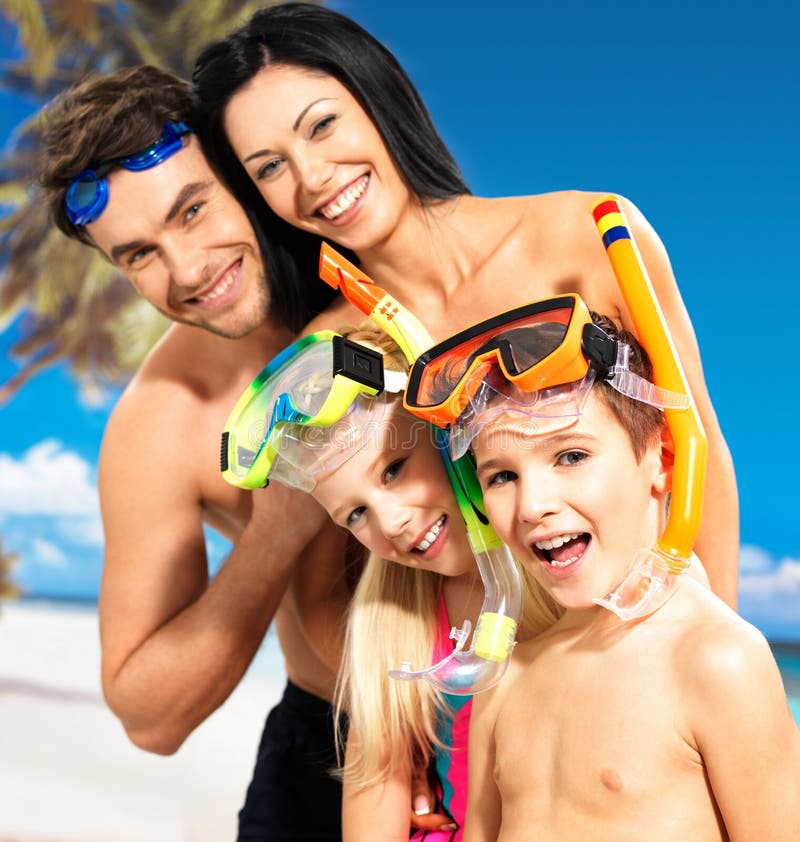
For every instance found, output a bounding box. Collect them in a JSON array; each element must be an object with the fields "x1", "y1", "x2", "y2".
[
  {"x1": 139, "y1": 321, "x2": 291, "y2": 386},
  {"x1": 101, "y1": 320, "x2": 292, "y2": 464}
]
